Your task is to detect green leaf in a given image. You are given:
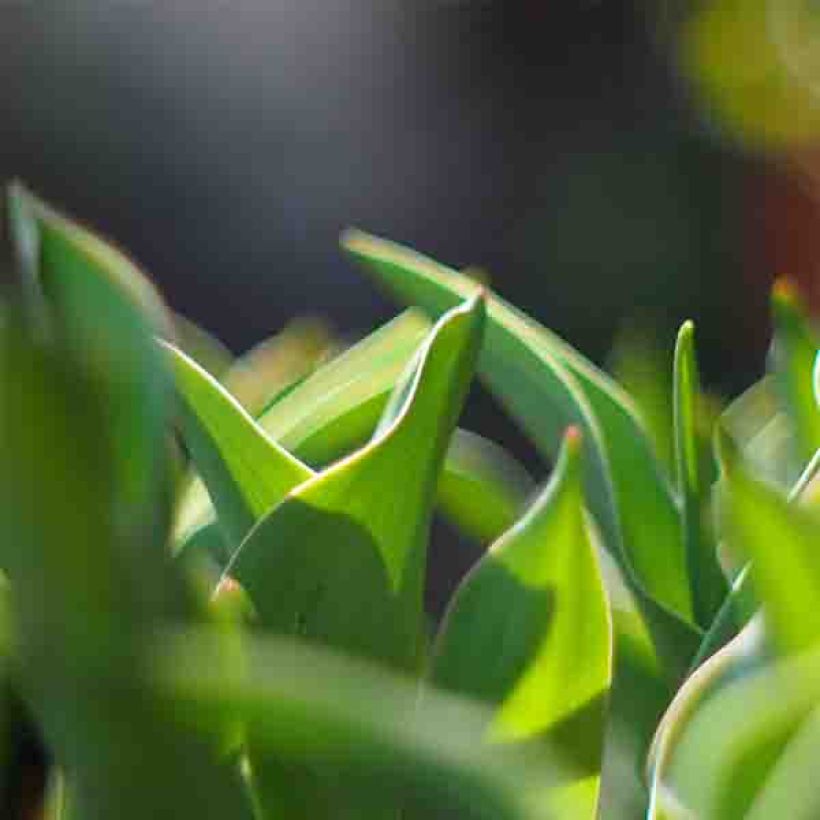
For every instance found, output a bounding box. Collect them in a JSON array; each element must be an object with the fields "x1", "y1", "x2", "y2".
[
  {"x1": 7, "y1": 183, "x2": 173, "y2": 546},
  {"x1": 720, "y1": 376, "x2": 794, "y2": 488},
  {"x1": 609, "y1": 326, "x2": 675, "y2": 477},
  {"x1": 743, "y1": 704, "x2": 820, "y2": 820},
  {"x1": 770, "y1": 280, "x2": 820, "y2": 467},
  {"x1": 258, "y1": 309, "x2": 431, "y2": 464},
  {"x1": 151, "y1": 628, "x2": 564, "y2": 820},
  {"x1": 0, "y1": 321, "x2": 250, "y2": 820},
  {"x1": 721, "y1": 438, "x2": 820, "y2": 655},
  {"x1": 343, "y1": 229, "x2": 700, "y2": 673},
  {"x1": 225, "y1": 298, "x2": 485, "y2": 817},
  {"x1": 691, "y1": 439, "x2": 820, "y2": 670},
  {"x1": 174, "y1": 310, "x2": 533, "y2": 561},
  {"x1": 164, "y1": 339, "x2": 314, "y2": 550},
  {"x1": 170, "y1": 313, "x2": 234, "y2": 382},
  {"x1": 225, "y1": 295, "x2": 485, "y2": 670},
  {"x1": 646, "y1": 617, "x2": 766, "y2": 819},
  {"x1": 657, "y1": 645, "x2": 820, "y2": 818},
  {"x1": 432, "y1": 427, "x2": 612, "y2": 818},
  {"x1": 223, "y1": 317, "x2": 335, "y2": 417},
  {"x1": 673, "y1": 321, "x2": 726, "y2": 627},
  {"x1": 436, "y1": 429, "x2": 535, "y2": 544},
  {"x1": 172, "y1": 310, "x2": 429, "y2": 554}
]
